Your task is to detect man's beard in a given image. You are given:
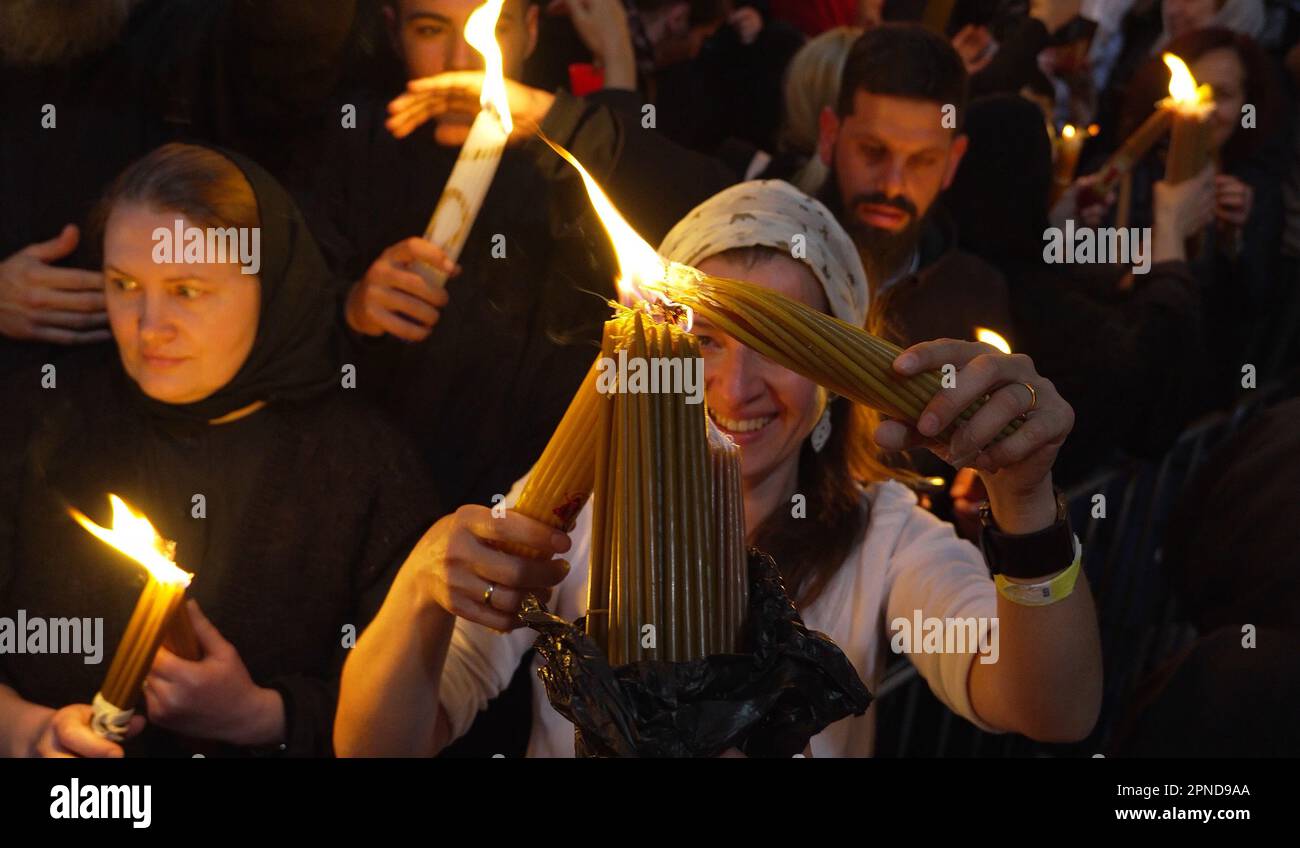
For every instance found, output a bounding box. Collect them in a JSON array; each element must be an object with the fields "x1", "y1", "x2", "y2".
[
  {"x1": 819, "y1": 163, "x2": 927, "y2": 289},
  {"x1": 0, "y1": 0, "x2": 141, "y2": 69}
]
